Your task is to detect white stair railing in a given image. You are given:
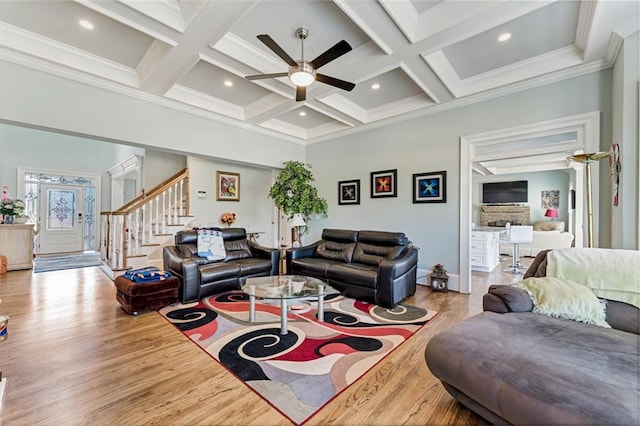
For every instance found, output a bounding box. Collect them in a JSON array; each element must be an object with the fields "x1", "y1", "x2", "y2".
[{"x1": 100, "y1": 169, "x2": 189, "y2": 272}]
